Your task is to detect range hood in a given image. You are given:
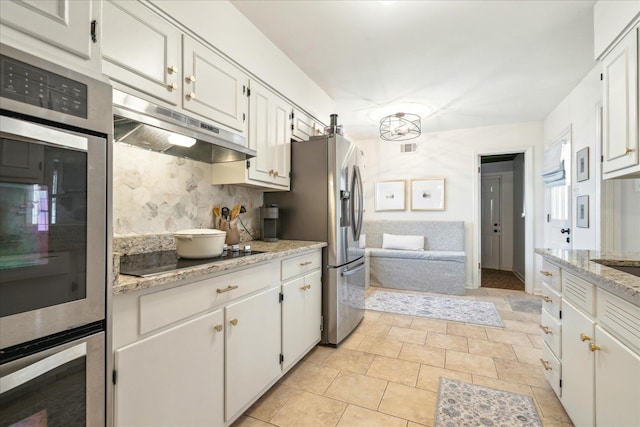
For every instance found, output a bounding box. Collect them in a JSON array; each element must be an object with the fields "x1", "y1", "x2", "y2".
[{"x1": 112, "y1": 90, "x2": 255, "y2": 163}]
